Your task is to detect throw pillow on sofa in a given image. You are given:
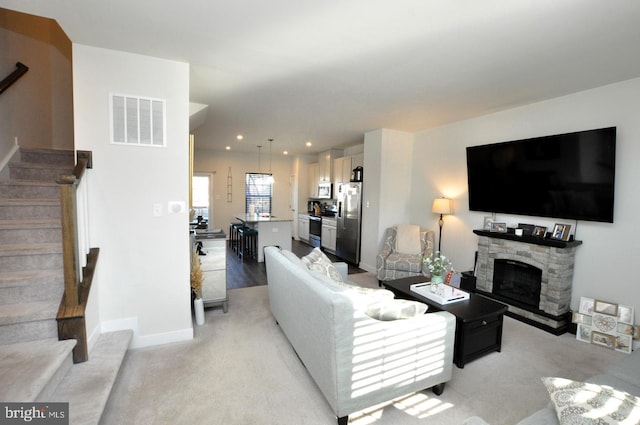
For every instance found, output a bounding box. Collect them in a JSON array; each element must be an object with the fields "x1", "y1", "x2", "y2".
[
  {"x1": 365, "y1": 299, "x2": 428, "y2": 321},
  {"x1": 301, "y1": 247, "x2": 344, "y2": 282},
  {"x1": 541, "y1": 376, "x2": 640, "y2": 425}
]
